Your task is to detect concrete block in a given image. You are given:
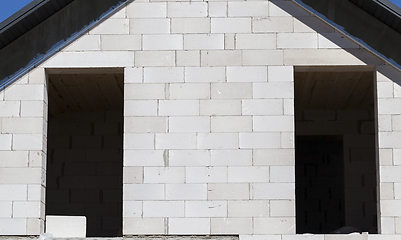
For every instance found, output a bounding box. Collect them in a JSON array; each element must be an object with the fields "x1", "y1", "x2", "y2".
[
  {"x1": 186, "y1": 166, "x2": 227, "y2": 183},
  {"x1": 169, "y1": 83, "x2": 210, "y2": 99},
  {"x1": 144, "y1": 67, "x2": 184, "y2": 83},
  {"x1": 123, "y1": 217, "x2": 165, "y2": 234},
  {"x1": 169, "y1": 218, "x2": 210, "y2": 234},
  {"x1": 124, "y1": 83, "x2": 165, "y2": 100},
  {"x1": 13, "y1": 134, "x2": 43, "y2": 150},
  {"x1": 211, "y1": 116, "x2": 252, "y2": 132},
  {"x1": 393, "y1": 149, "x2": 401, "y2": 165},
  {"x1": 125, "y1": 117, "x2": 166, "y2": 133},
  {"x1": 211, "y1": 18, "x2": 251, "y2": 33},
  {"x1": 110, "y1": 5, "x2": 126, "y2": 18},
  {"x1": 169, "y1": 150, "x2": 211, "y2": 166},
  {"x1": 282, "y1": 235, "x2": 324, "y2": 240},
  {"x1": 379, "y1": 132, "x2": 401, "y2": 148},
  {"x1": 381, "y1": 166, "x2": 401, "y2": 182},
  {"x1": 241, "y1": 235, "x2": 281, "y2": 240},
  {"x1": 209, "y1": 2, "x2": 227, "y2": 17},
  {"x1": 28, "y1": 184, "x2": 43, "y2": 201},
  {"x1": 253, "y1": 82, "x2": 294, "y2": 98},
  {"x1": 124, "y1": 150, "x2": 164, "y2": 166},
  {"x1": 253, "y1": 116, "x2": 294, "y2": 132},
  {"x1": 13, "y1": 201, "x2": 41, "y2": 218},
  {"x1": 236, "y1": 34, "x2": 276, "y2": 50},
  {"x1": 208, "y1": 183, "x2": 249, "y2": 200},
  {"x1": 211, "y1": 218, "x2": 252, "y2": 234},
  {"x1": 21, "y1": 101, "x2": 46, "y2": 117},
  {"x1": 378, "y1": 99, "x2": 401, "y2": 115},
  {"x1": 254, "y1": 217, "x2": 295, "y2": 234},
  {"x1": 253, "y1": 17, "x2": 293, "y2": 33},
  {"x1": 89, "y1": 19, "x2": 129, "y2": 34},
  {"x1": 277, "y1": 33, "x2": 318, "y2": 49},
  {"x1": 28, "y1": 67, "x2": 45, "y2": 84},
  {"x1": 270, "y1": 166, "x2": 295, "y2": 183},
  {"x1": 252, "y1": 183, "x2": 295, "y2": 200},
  {"x1": 201, "y1": 50, "x2": 242, "y2": 66},
  {"x1": 377, "y1": 82, "x2": 394, "y2": 99},
  {"x1": 143, "y1": 34, "x2": 183, "y2": 50},
  {"x1": 124, "y1": 133, "x2": 155, "y2": 149},
  {"x1": 239, "y1": 133, "x2": 281, "y2": 149},
  {"x1": 228, "y1": 166, "x2": 269, "y2": 183},
  {"x1": 156, "y1": 133, "x2": 197, "y2": 149},
  {"x1": 185, "y1": 67, "x2": 225, "y2": 82},
  {"x1": 186, "y1": 201, "x2": 227, "y2": 217},
  {"x1": 200, "y1": 100, "x2": 241, "y2": 116},
  {"x1": 318, "y1": 33, "x2": 360, "y2": 49},
  {"x1": 127, "y1": 2, "x2": 167, "y2": 18},
  {"x1": 5, "y1": 84, "x2": 44, "y2": 101},
  {"x1": 242, "y1": 50, "x2": 284, "y2": 66},
  {"x1": 379, "y1": 217, "x2": 396, "y2": 234},
  {"x1": 281, "y1": 132, "x2": 294, "y2": 149},
  {"x1": 130, "y1": 19, "x2": 170, "y2": 34},
  {"x1": 197, "y1": 133, "x2": 239, "y2": 149},
  {"x1": 123, "y1": 201, "x2": 142, "y2": 217},
  {"x1": 123, "y1": 183, "x2": 164, "y2": 200},
  {"x1": 392, "y1": 115, "x2": 401, "y2": 131},
  {"x1": 211, "y1": 83, "x2": 252, "y2": 99},
  {"x1": 124, "y1": 100, "x2": 157, "y2": 116},
  {"x1": 0, "y1": 219, "x2": 26, "y2": 235},
  {"x1": 125, "y1": 67, "x2": 143, "y2": 83},
  {"x1": 29, "y1": 150, "x2": 45, "y2": 167},
  {"x1": 46, "y1": 216, "x2": 86, "y2": 238},
  {"x1": 0, "y1": 151, "x2": 28, "y2": 167},
  {"x1": 270, "y1": 200, "x2": 295, "y2": 217},
  {"x1": 159, "y1": 100, "x2": 199, "y2": 116},
  {"x1": 0, "y1": 101, "x2": 20, "y2": 117},
  {"x1": 168, "y1": 2, "x2": 208, "y2": 17},
  {"x1": 225, "y1": 67, "x2": 265, "y2": 84},
  {"x1": 2, "y1": 117, "x2": 43, "y2": 134},
  {"x1": 225, "y1": 33, "x2": 235, "y2": 50},
  {"x1": 268, "y1": 66, "x2": 293, "y2": 82},
  {"x1": 228, "y1": 200, "x2": 269, "y2": 217},
  {"x1": 294, "y1": 16, "x2": 335, "y2": 33},
  {"x1": 176, "y1": 51, "x2": 201, "y2": 67},
  {"x1": 26, "y1": 218, "x2": 43, "y2": 235},
  {"x1": 184, "y1": 34, "x2": 224, "y2": 50},
  {"x1": 143, "y1": 201, "x2": 184, "y2": 217},
  {"x1": 283, "y1": 49, "x2": 383, "y2": 66},
  {"x1": 43, "y1": 52, "x2": 134, "y2": 68},
  {"x1": 242, "y1": 99, "x2": 283, "y2": 115},
  {"x1": 102, "y1": 35, "x2": 141, "y2": 51},
  {"x1": 144, "y1": 167, "x2": 185, "y2": 183},
  {"x1": 211, "y1": 149, "x2": 252, "y2": 166},
  {"x1": 166, "y1": 183, "x2": 207, "y2": 200},
  {"x1": 169, "y1": 116, "x2": 210, "y2": 132},
  {"x1": 380, "y1": 182, "x2": 395, "y2": 200},
  {"x1": 172, "y1": 18, "x2": 210, "y2": 34},
  {"x1": 135, "y1": 51, "x2": 175, "y2": 67},
  {"x1": 228, "y1": 2, "x2": 268, "y2": 17},
  {"x1": 63, "y1": 35, "x2": 100, "y2": 51},
  {"x1": 0, "y1": 184, "x2": 27, "y2": 200},
  {"x1": 123, "y1": 167, "x2": 143, "y2": 183}
]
